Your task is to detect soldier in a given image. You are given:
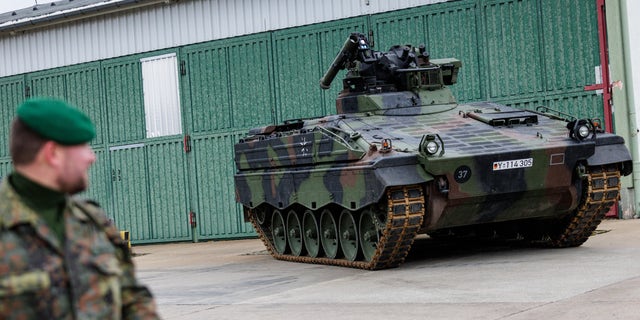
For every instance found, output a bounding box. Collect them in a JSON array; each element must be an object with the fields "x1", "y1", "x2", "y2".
[{"x1": 0, "y1": 98, "x2": 159, "y2": 319}]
